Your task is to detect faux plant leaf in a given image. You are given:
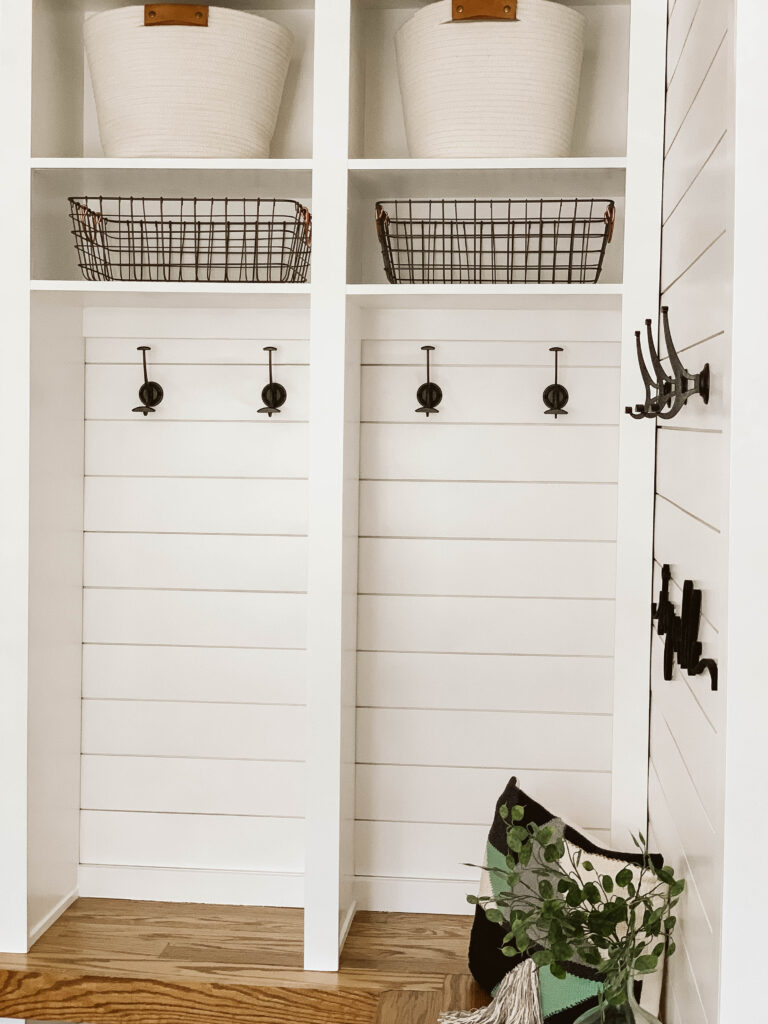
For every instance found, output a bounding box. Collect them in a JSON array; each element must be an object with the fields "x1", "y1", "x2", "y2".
[
  {"x1": 485, "y1": 908, "x2": 504, "y2": 925},
  {"x1": 602, "y1": 875, "x2": 614, "y2": 893},
  {"x1": 615, "y1": 868, "x2": 633, "y2": 888},
  {"x1": 550, "y1": 963, "x2": 568, "y2": 981},
  {"x1": 510, "y1": 805, "x2": 526, "y2": 822},
  {"x1": 499, "y1": 805, "x2": 510, "y2": 821},
  {"x1": 634, "y1": 954, "x2": 659, "y2": 974}
]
